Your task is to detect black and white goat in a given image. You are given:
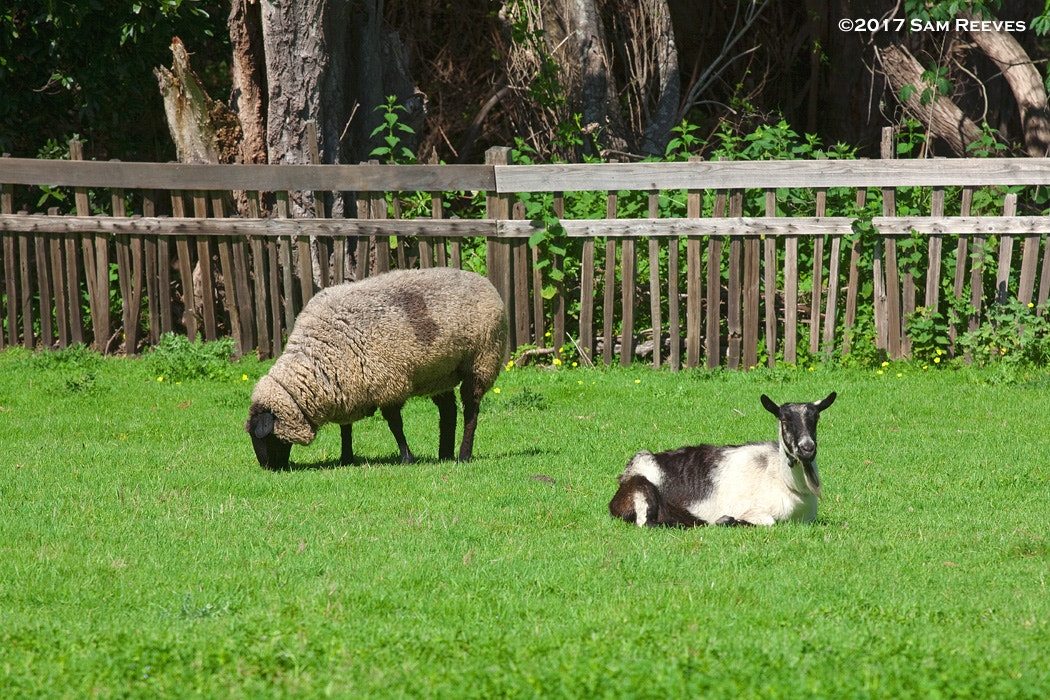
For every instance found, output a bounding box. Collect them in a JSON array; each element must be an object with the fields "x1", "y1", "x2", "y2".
[{"x1": 609, "y1": 392, "x2": 836, "y2": 527}]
